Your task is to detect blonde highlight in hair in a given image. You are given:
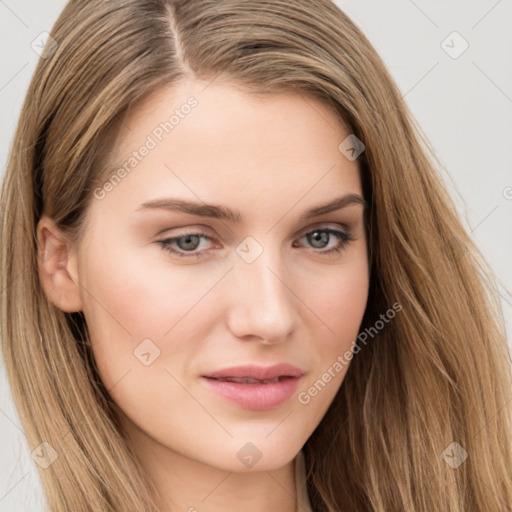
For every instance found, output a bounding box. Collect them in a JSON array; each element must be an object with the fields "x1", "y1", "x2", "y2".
[{"x1": 1, "y1": 0, "x2": 511, "y2": 510}]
